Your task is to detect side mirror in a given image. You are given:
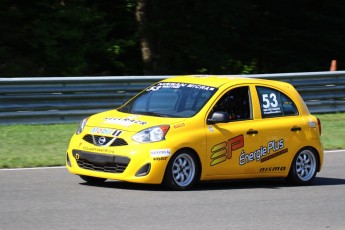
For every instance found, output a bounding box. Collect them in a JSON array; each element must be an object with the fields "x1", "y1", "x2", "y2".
[{"x1": 207, "y1": 111, "x2": 230, "y2": 124}]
